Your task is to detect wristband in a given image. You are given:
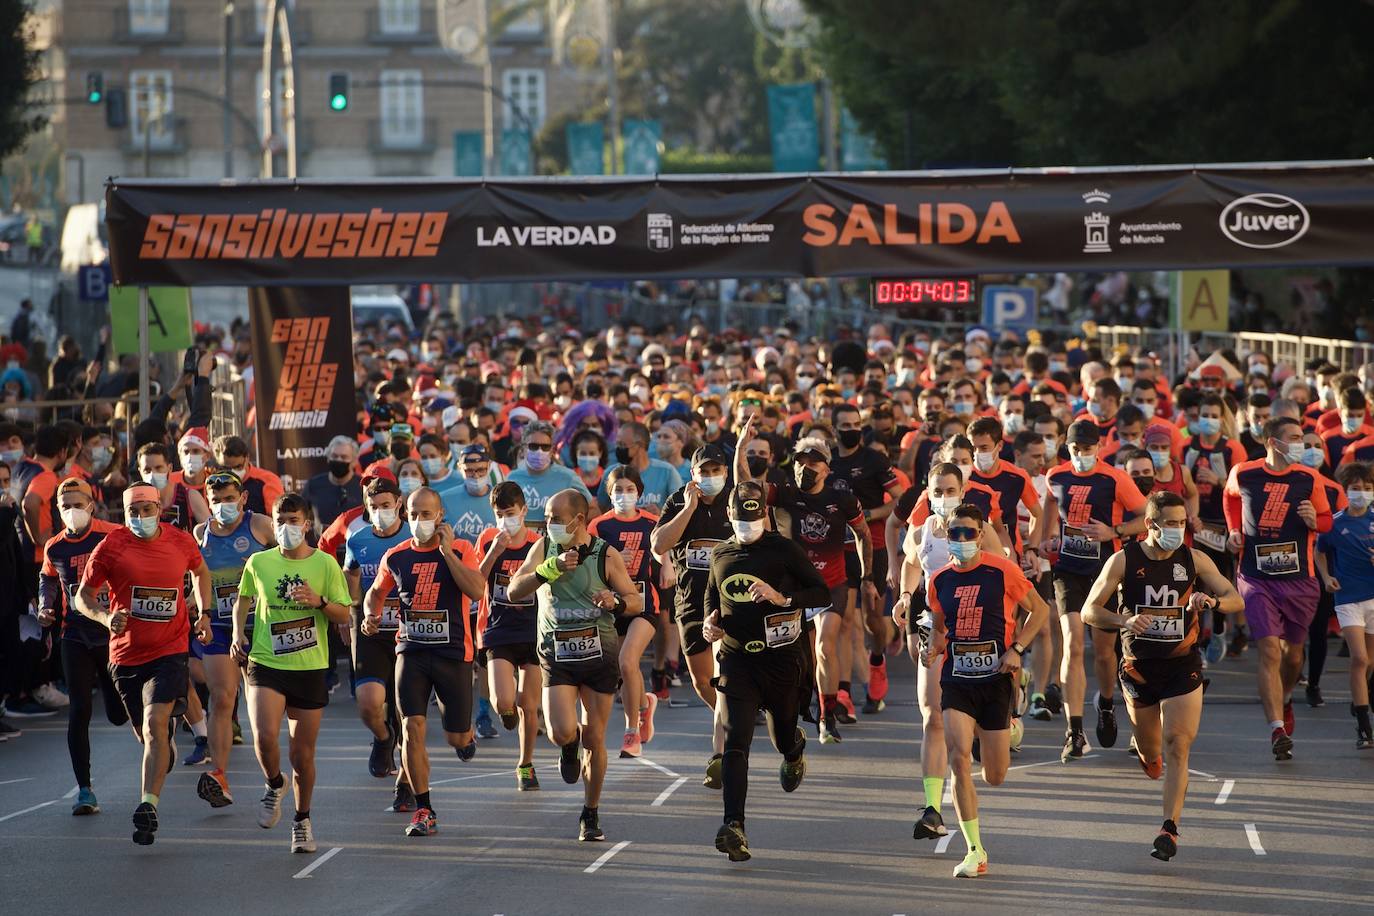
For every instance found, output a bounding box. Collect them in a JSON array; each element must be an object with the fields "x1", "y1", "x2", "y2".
[{"x1": 536, "y1": 554, "x2": 564, "y2": 583}]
